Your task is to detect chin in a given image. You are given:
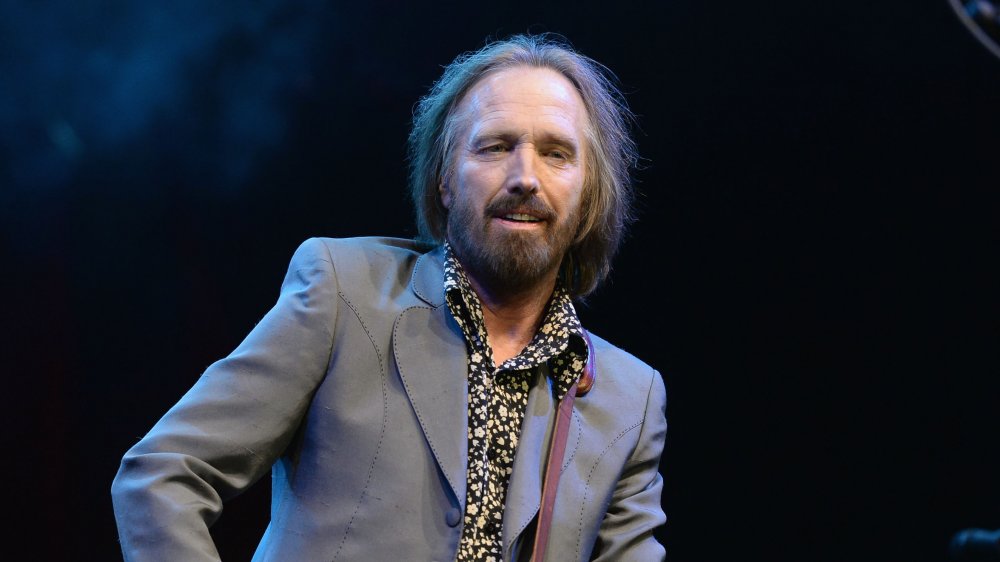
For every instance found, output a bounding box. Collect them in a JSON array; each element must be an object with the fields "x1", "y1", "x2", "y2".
[{"x1": 459, "y1": 230, "x2": 561, "y2": 292}]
